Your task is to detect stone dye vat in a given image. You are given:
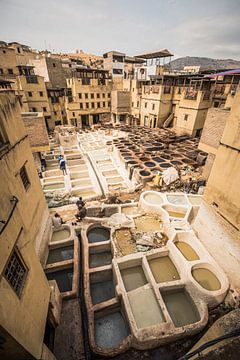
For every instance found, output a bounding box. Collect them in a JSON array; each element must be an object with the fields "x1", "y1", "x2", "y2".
[
  {"x1": 162, "y1": 289, "x2": 200, "y2": 327},
  {"x1": 51, "y1": 226, "x2": 71, "y2": 243},
  {"x1": 94, "y1": 309, "x2": 130, "y2": 349},
  {"x1": 87, "y1": 226, "x2": 110, "y2": 243},
  {"x1": 192, "y1": 268, "x2": 221, "y2": 291},
  {"x1": 46, "y1": 266, "x2": 73, "y2": 292},
  {"x1": 142, "y1": 191, "x2": 164, "y2": 205},
  {"x1": 89, "y1": 246, "x2": 112, "y2": 268},
  {"x1": 120, "y1": 266, "x2": 147, "y2": 292},
  {"x1": 90, "y1": 270, "x2": 115, "y2": 305},
  {"x1": 148, "y1": 256, "x2": 180, "y2": 283},
  {"x1": 128, "y1": 288, "x2": 165, "y2": 328},
  {"x1": 175, "y1": 242, "x2": 199, "y2": 261},
  {"x1": 47, "y1": 245, "x2": 74, "y2": 264},
  {"x1": 166, "y1": 194, "x2": 188, "y2": 206}
]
